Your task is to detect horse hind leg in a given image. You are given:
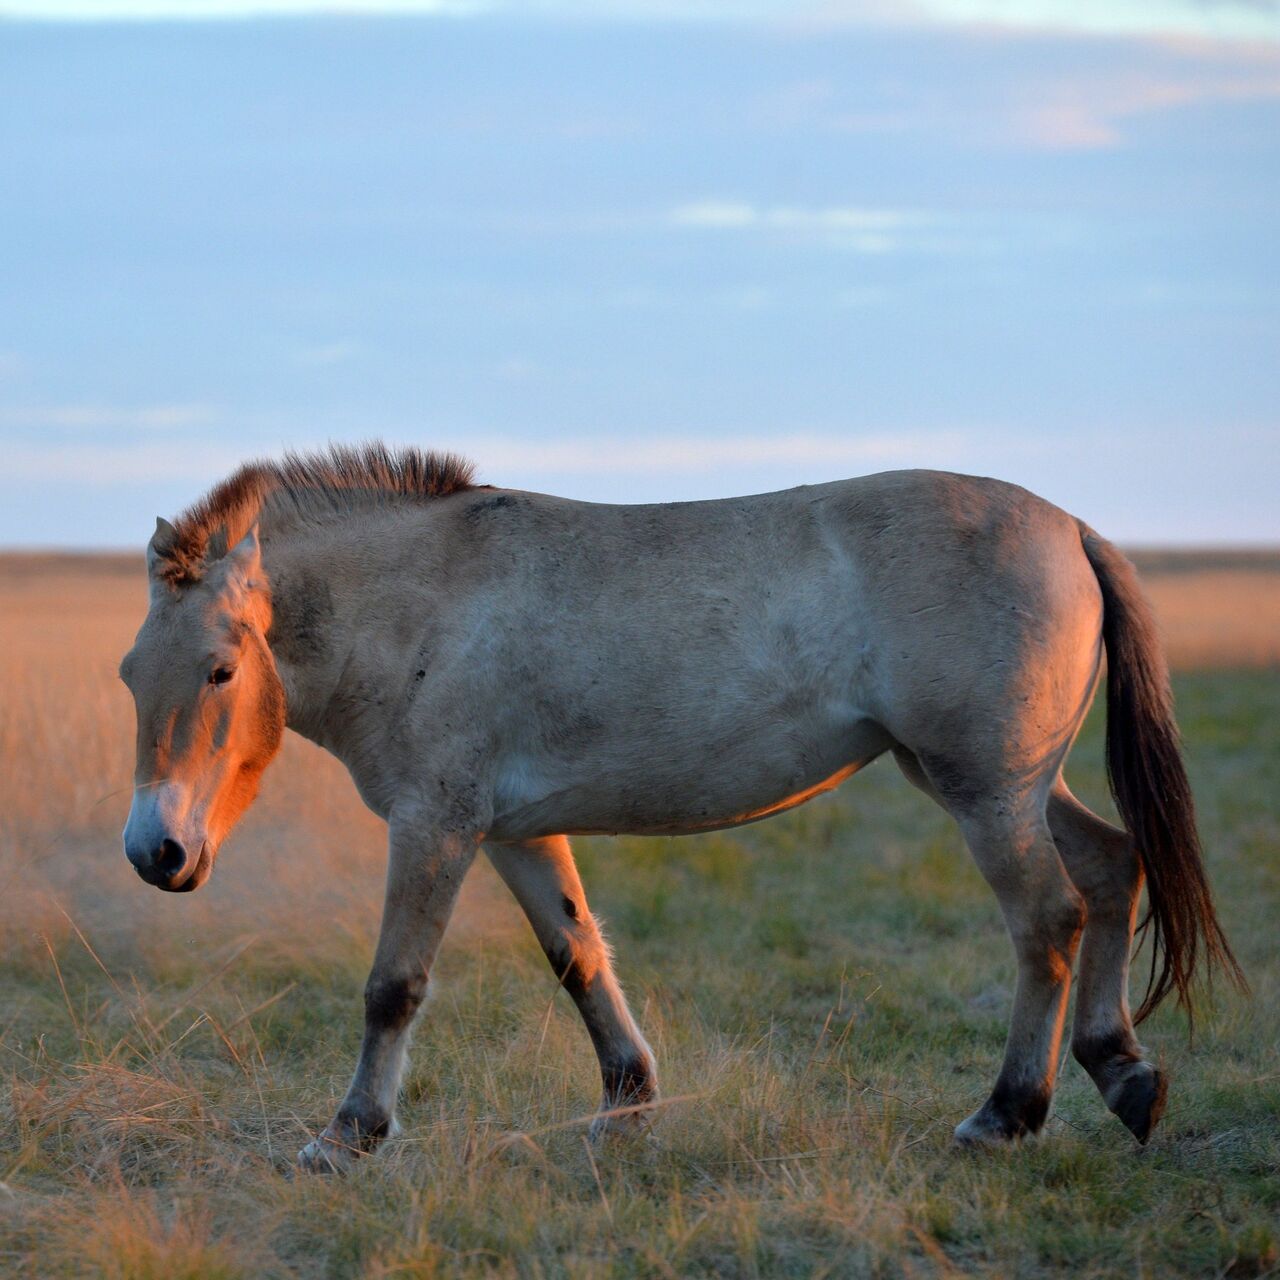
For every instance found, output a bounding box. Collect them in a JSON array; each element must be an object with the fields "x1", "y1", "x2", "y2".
[
  {"x1": 1049, "y1": 785, "x2": 1168, "y2": 1143},
  {"x1": 896, "y1": 748, "x2": 1084, "y2": 1142},
  {"x1": 485, "y1": 835, "x2": 658, "y2": 1139},
  {"x1": 953, "y1": 798, "x2": 1086, "y2": 1142}
]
